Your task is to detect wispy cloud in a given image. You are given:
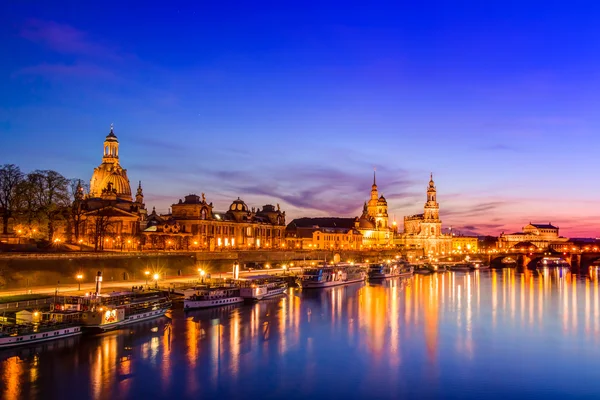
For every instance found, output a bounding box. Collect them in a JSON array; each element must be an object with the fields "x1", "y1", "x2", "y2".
[{"x1": 20, "y1": 19, "x2": 124, "y2": 60}]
